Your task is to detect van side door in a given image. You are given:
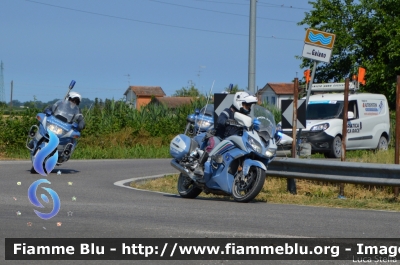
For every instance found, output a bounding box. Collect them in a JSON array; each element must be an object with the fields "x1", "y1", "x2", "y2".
[{"x1": 345, "y1": 100, "x2": 366, "y2": 148}]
